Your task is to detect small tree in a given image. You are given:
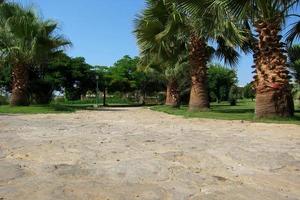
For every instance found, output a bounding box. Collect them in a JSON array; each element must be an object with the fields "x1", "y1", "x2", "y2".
[
  {"x1": 208, "y1": 64, "x2": 237, "y2": 103},
  {"x1": 229, "y1": 85, "x2": 239, "y2": 106},
  {"x1": 243, "y1": 82, "x2": 255, "y2": 101}
]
